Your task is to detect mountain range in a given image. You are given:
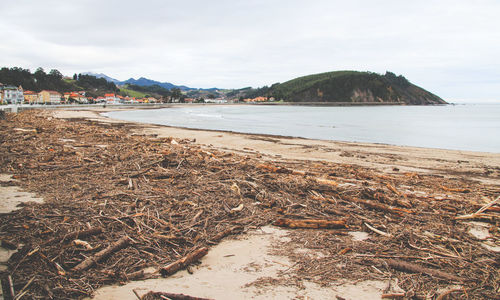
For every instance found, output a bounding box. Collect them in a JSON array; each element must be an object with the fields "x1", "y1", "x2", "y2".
[{"x1": 82, "y1": 72, "x2": 216, "y2": 91}]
